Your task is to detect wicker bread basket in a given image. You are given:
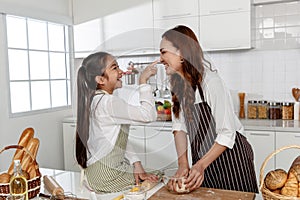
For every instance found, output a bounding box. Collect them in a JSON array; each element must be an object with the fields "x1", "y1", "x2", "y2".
[
  {"x1": 0, "y1": 145, "x2": 41, "y2": 199},
  {"x1": 260, "y1": 145, "x2": 300, "y2": 200}
]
